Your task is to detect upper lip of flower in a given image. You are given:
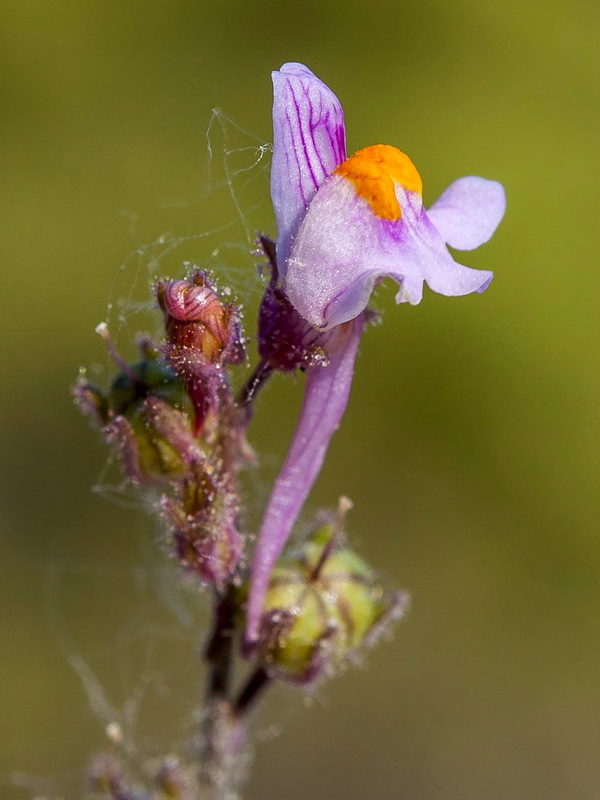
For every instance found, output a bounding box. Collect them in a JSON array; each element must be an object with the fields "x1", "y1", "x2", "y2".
[{"x1": 270, "y1": 61, "x2": 506, "y2": 330}]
